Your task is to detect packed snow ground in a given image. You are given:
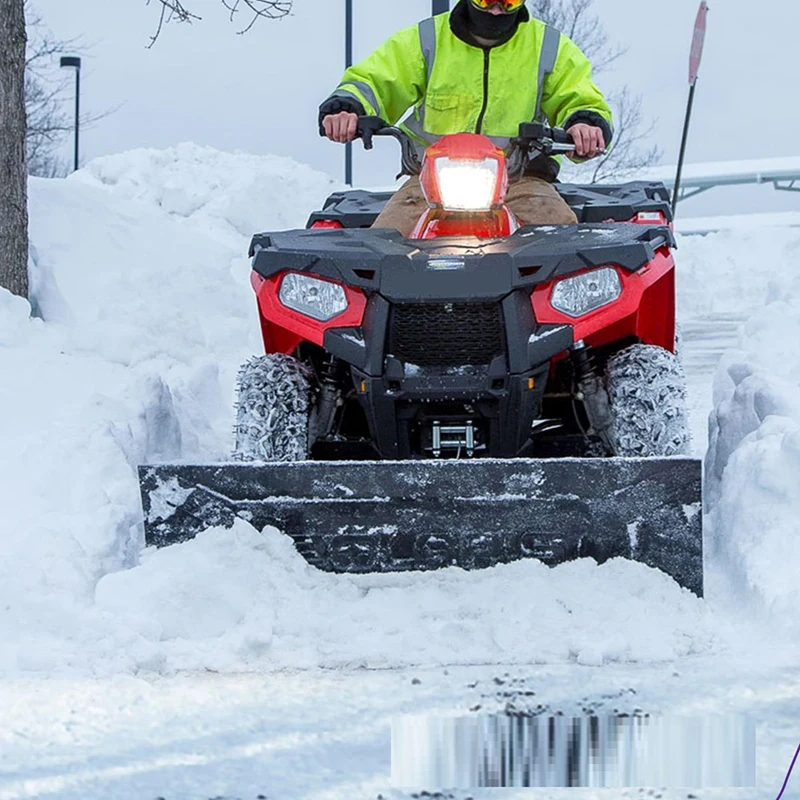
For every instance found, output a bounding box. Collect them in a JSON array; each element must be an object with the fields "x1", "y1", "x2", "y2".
[{"x1": 1, "y1": 144, "x2": 799, "y2": 799}]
